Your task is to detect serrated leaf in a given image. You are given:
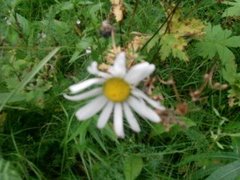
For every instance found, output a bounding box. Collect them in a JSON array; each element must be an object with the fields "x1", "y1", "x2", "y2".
[
  {"x1": 124, "y1": 155, "x2": 143, "y2": 180},
  {"x1": 222, "y1": 64, "x2": 237, "y2": 84},
  {"x1": 222, "y1": 0, "x2": 240, "y2": 17},
  {"x1": 160, "y1": 34, "x2": 189, "y2": 61},
  {"x1": 225, "y1": 36, "x2": 240, "y2": 47},
  {"x1": 168, "y1": 11, "x2": 205, "y2": 38},
  {"x1": 195, "y1": 24, "x2": 240, "y2": 62},
  {"x1": 206, "y1": 160, "x2": 240, "y2": 180},
  {"x1": 157, "y1": 10, "x2": 204, "y2": 61}
]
